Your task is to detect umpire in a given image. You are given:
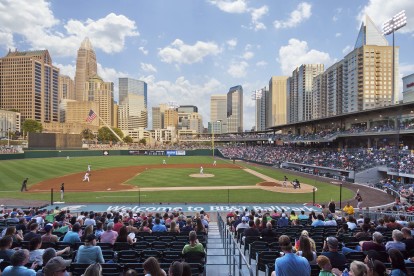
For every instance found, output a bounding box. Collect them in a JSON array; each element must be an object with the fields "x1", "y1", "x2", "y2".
[{"x1": 21, "y1": 178, "x2": 28, "y2": 192}]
